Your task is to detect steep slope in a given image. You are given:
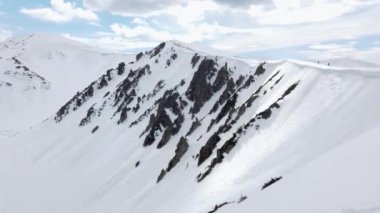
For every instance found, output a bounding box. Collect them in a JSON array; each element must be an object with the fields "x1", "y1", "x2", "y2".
[
  {"x1": 0, "y1": 34, "x2": 132, "y2": 131},
  {"x1": 0, "y1": 41, "x2": 379, "y2": 213}
]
